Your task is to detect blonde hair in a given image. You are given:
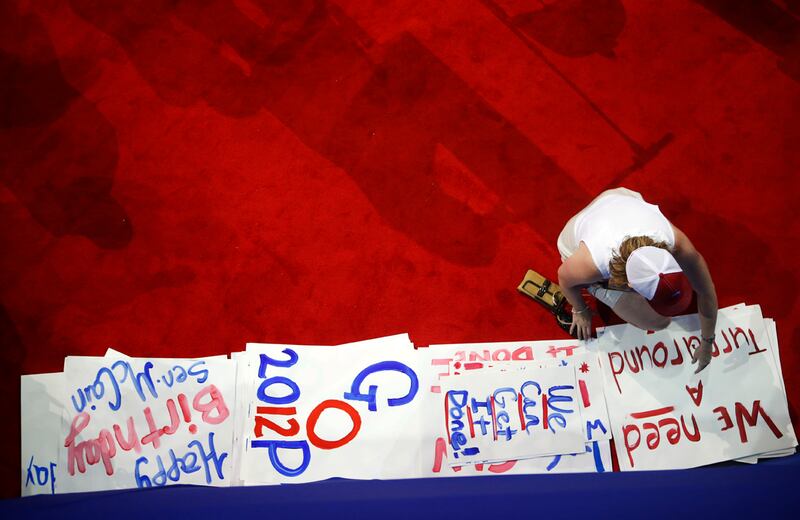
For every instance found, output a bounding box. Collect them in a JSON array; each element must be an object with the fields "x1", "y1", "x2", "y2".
[{"x1": 608, "y1": 236, "x2": 671, "y2": 288}]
